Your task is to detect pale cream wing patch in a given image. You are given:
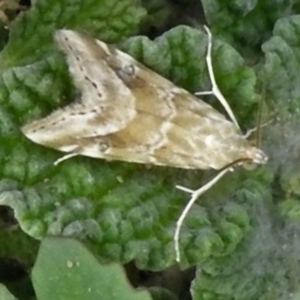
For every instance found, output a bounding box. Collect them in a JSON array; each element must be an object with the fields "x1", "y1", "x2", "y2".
[{"x1": 22, "y1": 30, "x2": 137, "y2": 150}]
